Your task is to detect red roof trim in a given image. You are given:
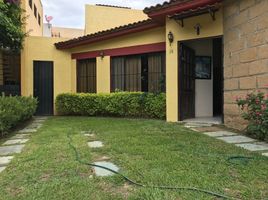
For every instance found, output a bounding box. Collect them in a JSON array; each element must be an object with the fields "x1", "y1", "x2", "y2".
[
  {"x1": 146, "y1": 0, "x2": 222, "y2": 18},
  {"x1": 72, "y1": 42, "x2": 166, "y2": 60},
  {"x1": 55, "y1": 20, "x2": 161, "y2": 50}
]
